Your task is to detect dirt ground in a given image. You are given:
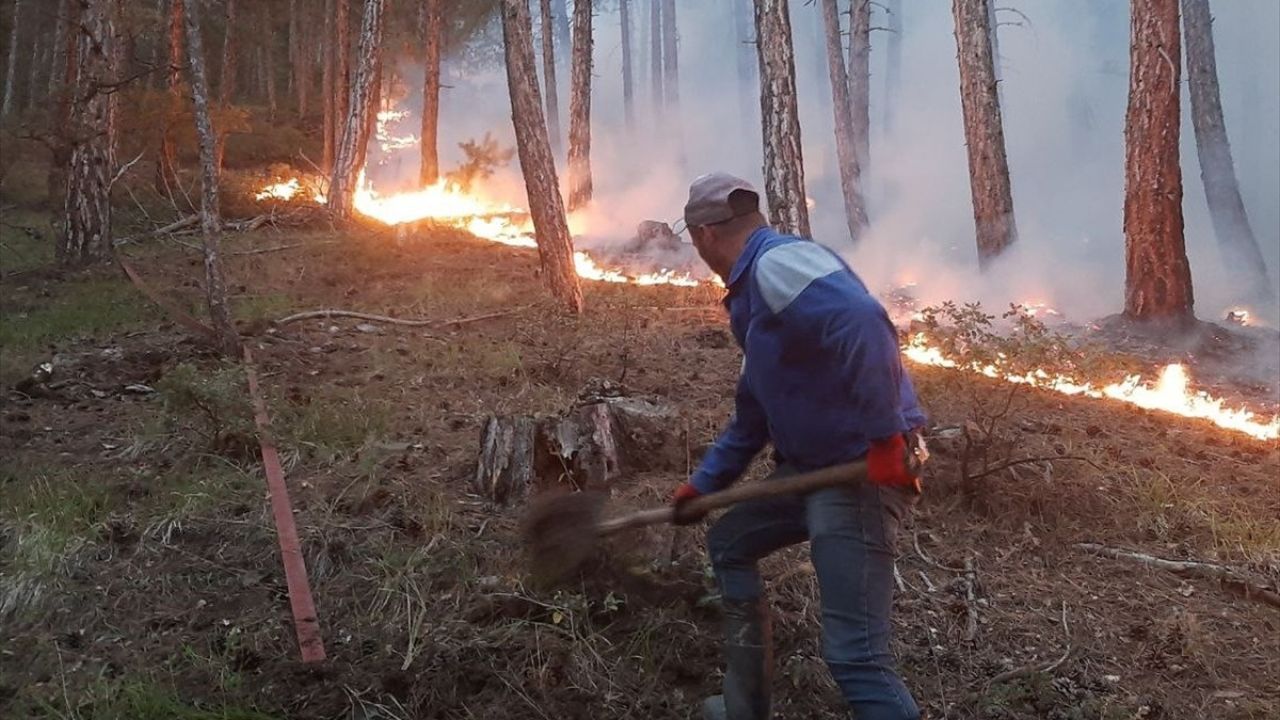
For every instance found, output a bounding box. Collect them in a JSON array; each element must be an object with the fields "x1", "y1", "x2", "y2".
[{"x1": 2, "y1": 218, "x2": 1278, "y2": 720}]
